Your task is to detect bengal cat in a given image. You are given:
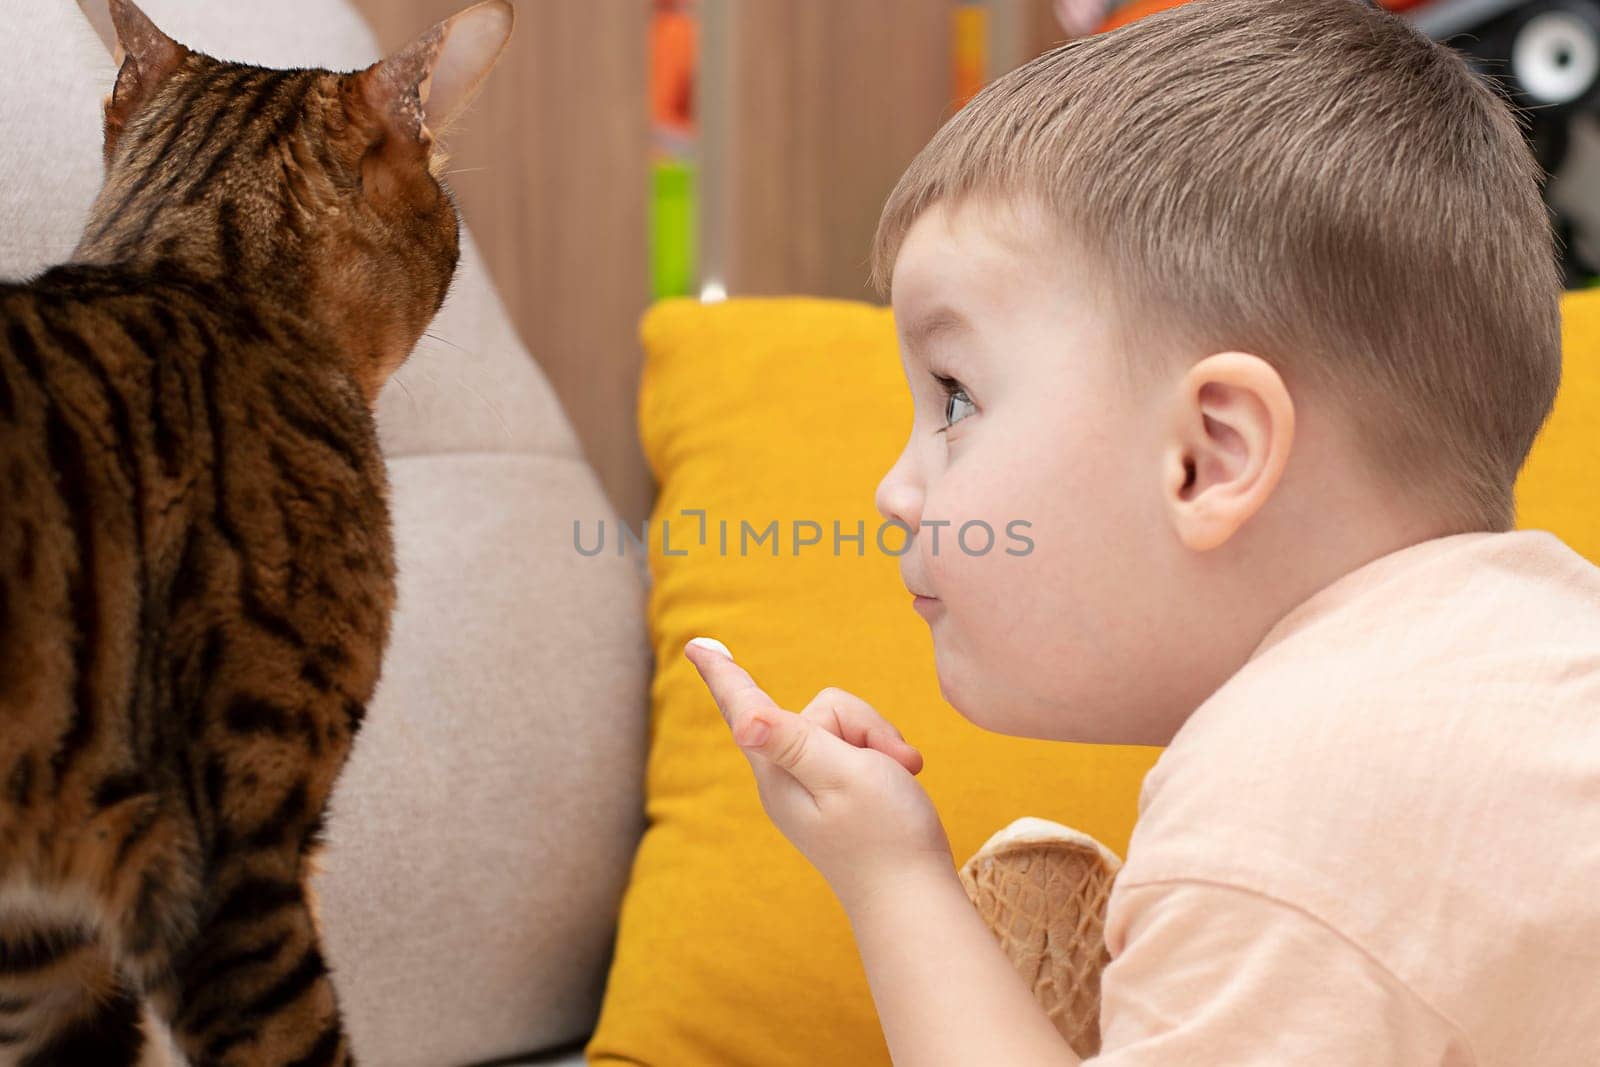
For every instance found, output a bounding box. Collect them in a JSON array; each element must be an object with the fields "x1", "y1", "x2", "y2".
[{"x1": 0, "y1": 1, "x2": 512, "y2": 1063}]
